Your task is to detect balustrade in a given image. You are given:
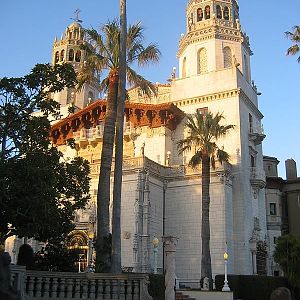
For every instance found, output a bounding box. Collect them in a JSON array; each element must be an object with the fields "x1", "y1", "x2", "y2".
[{"x1": 10, "y1": 267, "x2": 152, "y2": 300}]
